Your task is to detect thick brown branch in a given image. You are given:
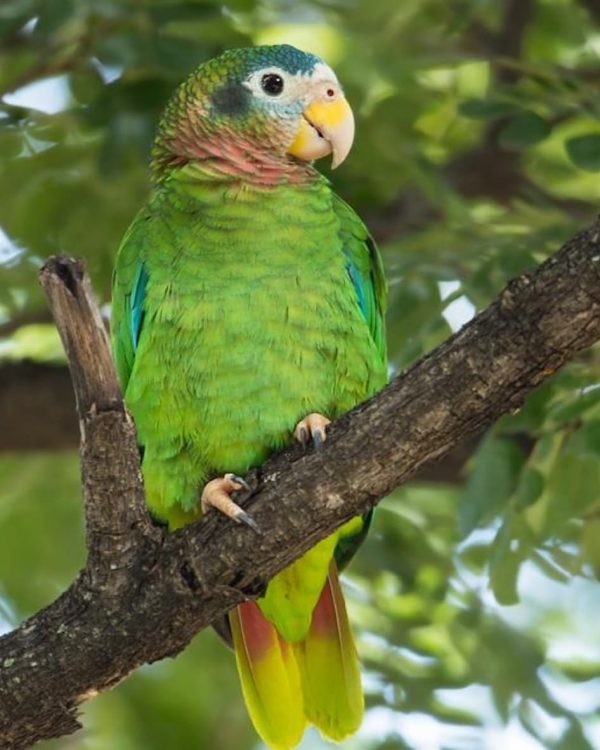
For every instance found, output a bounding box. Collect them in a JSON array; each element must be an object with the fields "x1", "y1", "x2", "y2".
[
  {"x1": 39, "y1": 258, "x2": 155, "y2": 580},
  {"x1": 0, "y1": 363, "x2": 77, "y2": 451},
  {"x1": 1, "y1": 221, "x2": 600, "y2": 749},
  {"x1": 39, "y1": 258, "x2": 121, "y2": 415}
]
